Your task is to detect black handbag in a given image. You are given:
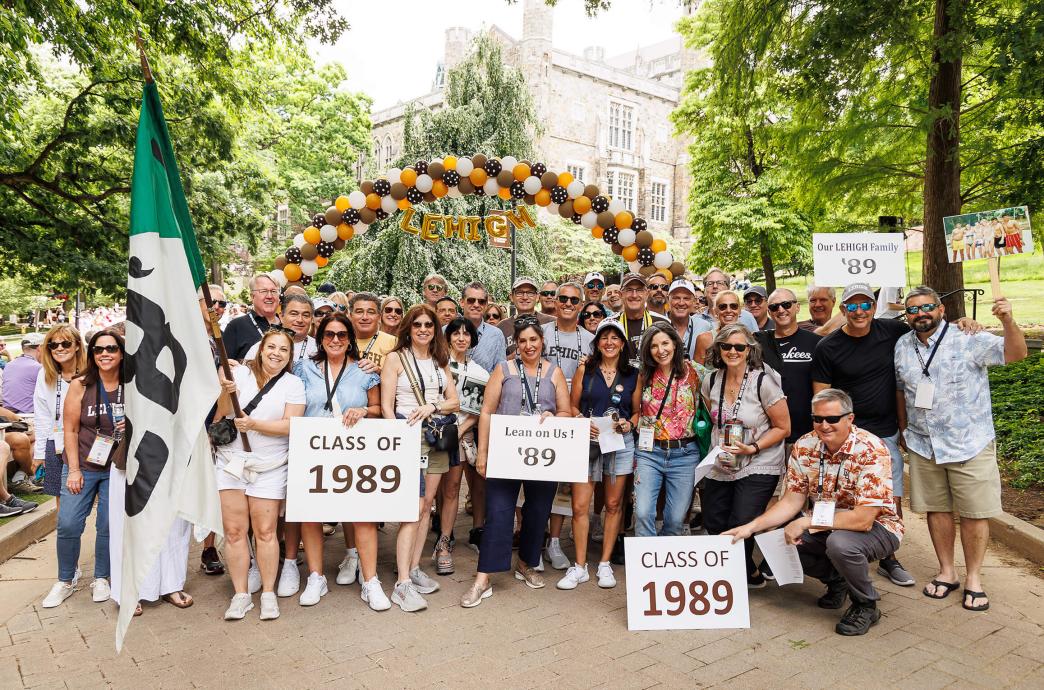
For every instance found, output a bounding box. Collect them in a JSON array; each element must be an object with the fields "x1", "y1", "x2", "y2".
[
  {"x1": 208, "y1": 371, "x2": 286, "y2": 447},
  {"x1": 398, "y1": 351, "x2": 458, "y2": 452}
]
